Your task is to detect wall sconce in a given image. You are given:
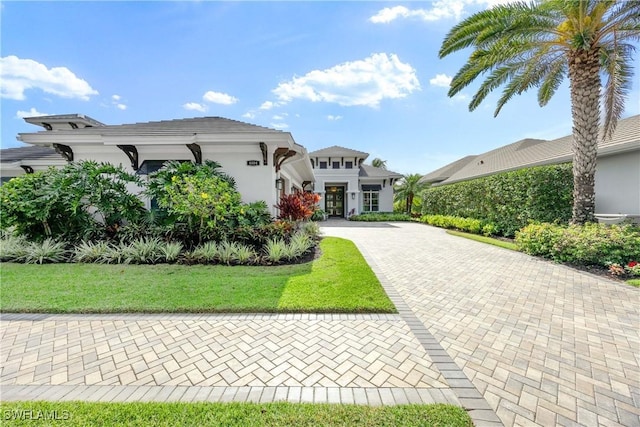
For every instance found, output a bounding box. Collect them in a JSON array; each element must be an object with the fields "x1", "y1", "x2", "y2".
[
  {"x1": 275, "y1": 178, "x2": 284, "y2": 190},
  {"x1": 351, "y1": 193, "x2": 355, "y2": 200}
]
